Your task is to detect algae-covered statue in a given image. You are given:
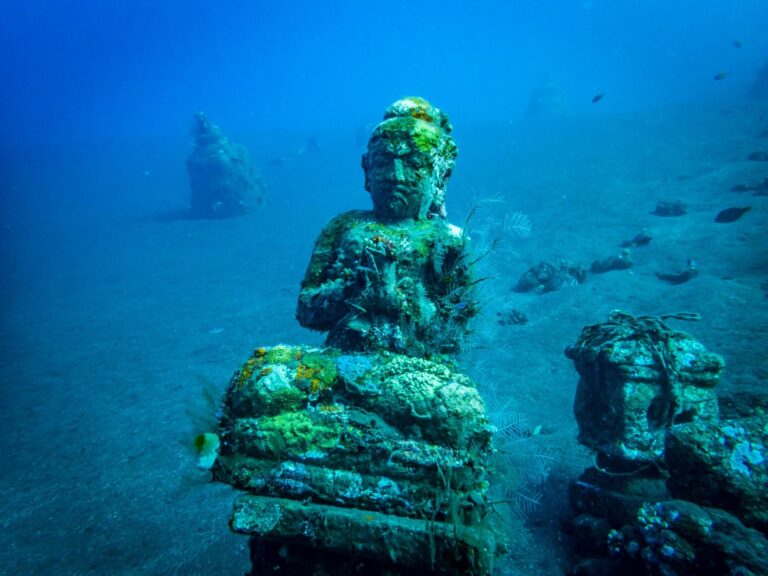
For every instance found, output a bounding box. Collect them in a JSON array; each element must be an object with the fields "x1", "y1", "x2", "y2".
[
  {"x1": 200, "y1": 98, "x2": 503, "y2": 576},
  {"x1": 297, "y1": 97, "x2": 479, "y2": 357},
  {"x1": 186, "y1": 112, "x2": 266, "y2": 218},
  {"x1": 565, "y1": 311, "x2": 768, "y2": 575}
]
